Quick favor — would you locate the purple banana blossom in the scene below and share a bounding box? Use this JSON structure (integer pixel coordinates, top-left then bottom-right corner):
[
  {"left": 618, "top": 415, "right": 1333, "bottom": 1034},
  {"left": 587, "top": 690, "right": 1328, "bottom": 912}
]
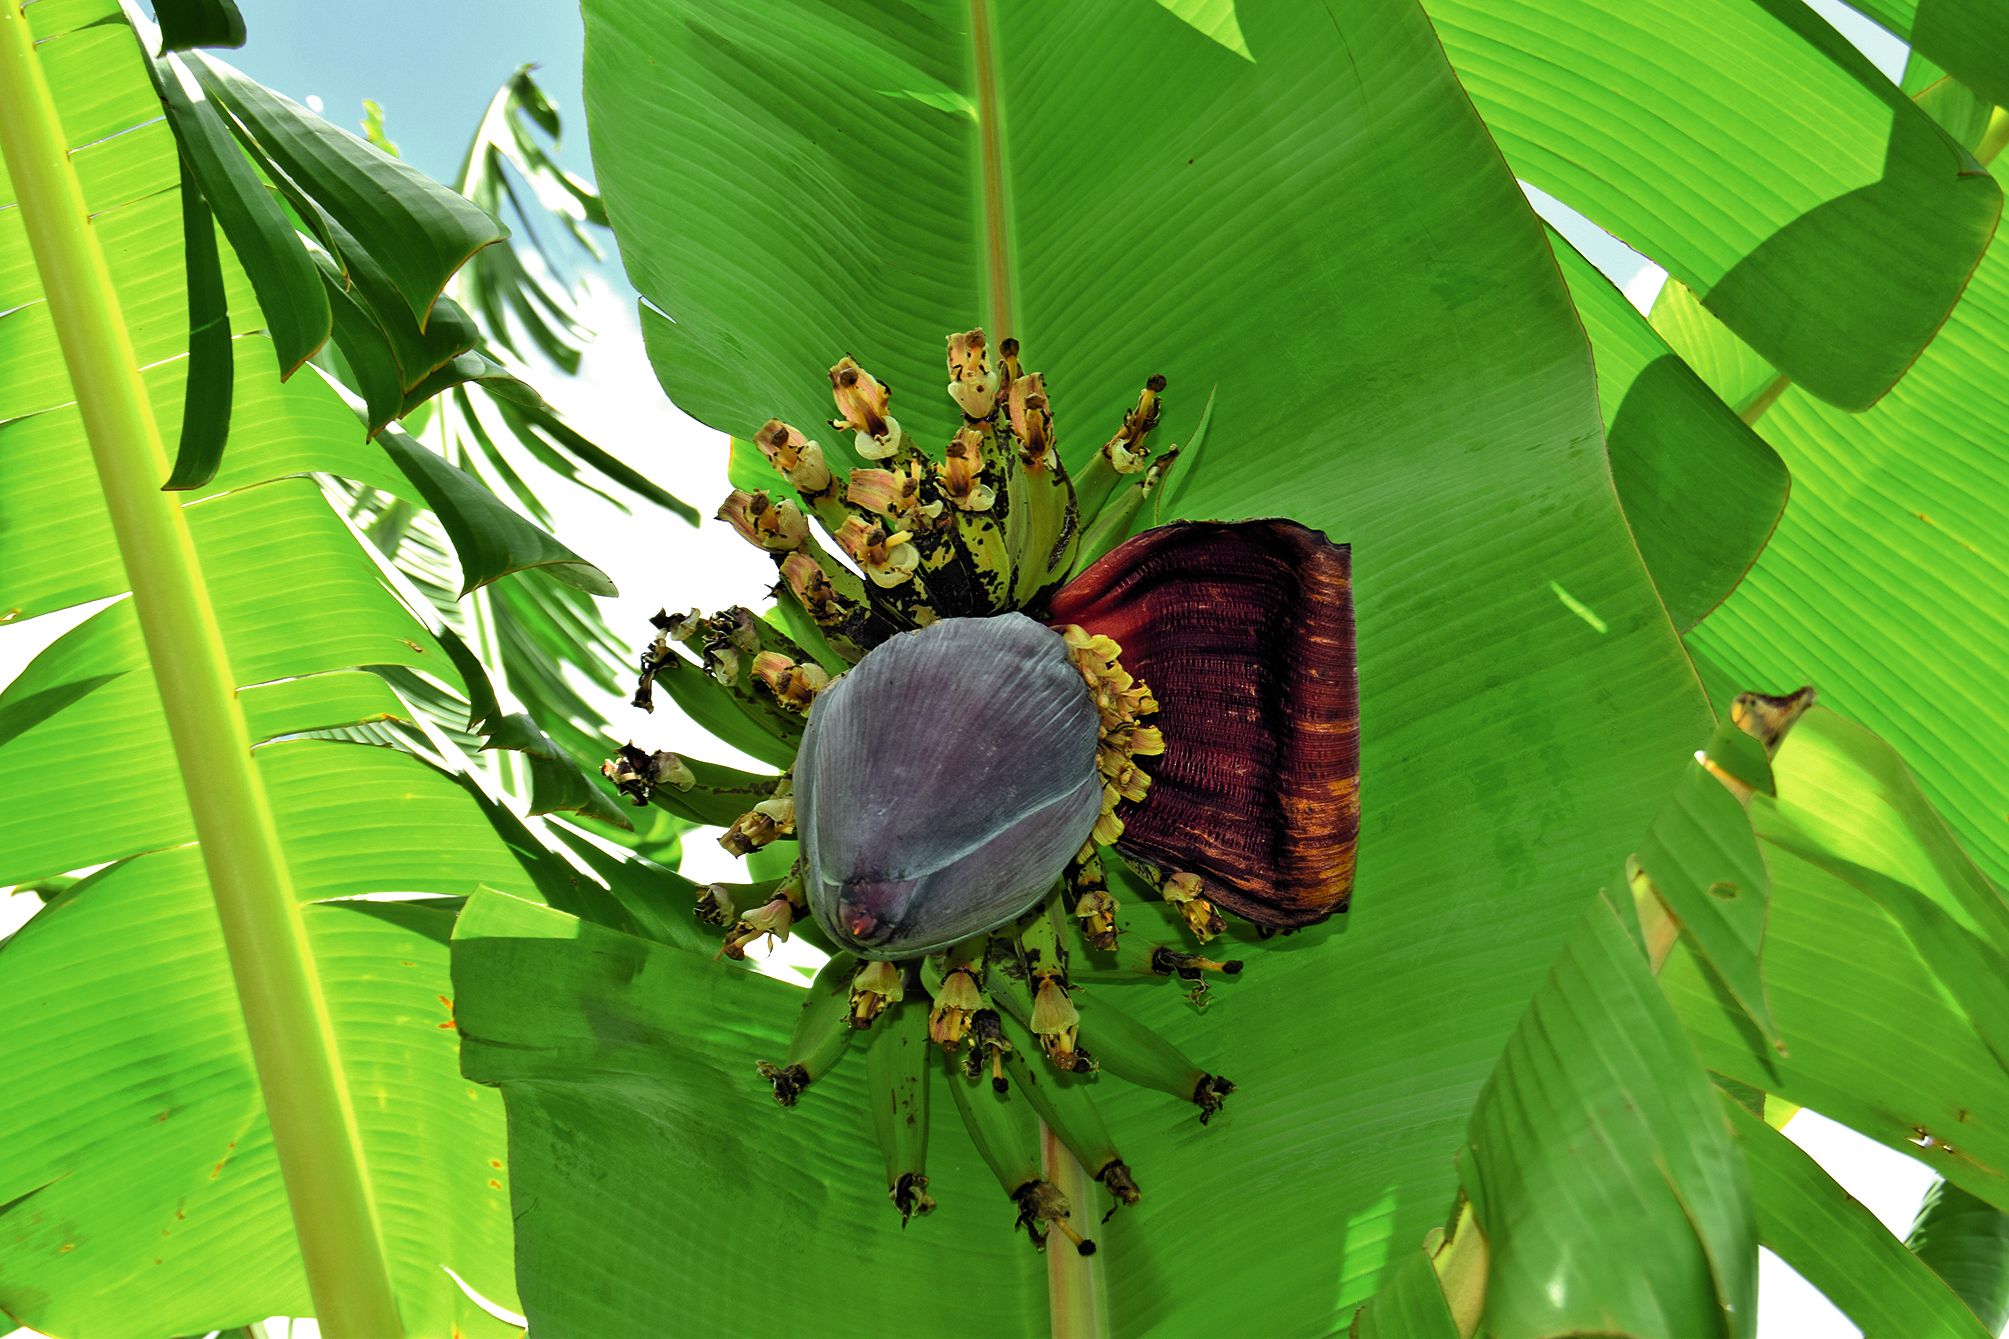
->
[{"left": 798, "top": 613, "right": 1103, "bottom": 957}]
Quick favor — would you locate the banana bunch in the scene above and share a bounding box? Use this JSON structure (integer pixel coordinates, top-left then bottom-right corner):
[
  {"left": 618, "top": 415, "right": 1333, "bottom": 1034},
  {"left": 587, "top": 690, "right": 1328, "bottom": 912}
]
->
[
  {"left": 604, "top": 325, "right": 1360, "bottom": 1249},
  {"left": 723, "top": 329, "right": 1175, "bottom": 640},
  {"left": 773, "top": 891, "right": 1236, "bottom": 1250}
]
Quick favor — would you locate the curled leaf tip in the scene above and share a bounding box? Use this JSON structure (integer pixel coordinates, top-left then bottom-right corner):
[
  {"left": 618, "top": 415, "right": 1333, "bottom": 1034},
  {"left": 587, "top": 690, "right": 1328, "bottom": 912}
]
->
[{"left": 1731, "top": 685, "right": 1816, "bottom": 754}]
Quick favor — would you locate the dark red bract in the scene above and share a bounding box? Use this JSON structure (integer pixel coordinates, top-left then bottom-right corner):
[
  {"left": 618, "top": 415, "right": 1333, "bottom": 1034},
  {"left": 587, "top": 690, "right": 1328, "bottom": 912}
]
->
[{"left": 1048, "top": 519, "right": 1358, "bottom": 927}]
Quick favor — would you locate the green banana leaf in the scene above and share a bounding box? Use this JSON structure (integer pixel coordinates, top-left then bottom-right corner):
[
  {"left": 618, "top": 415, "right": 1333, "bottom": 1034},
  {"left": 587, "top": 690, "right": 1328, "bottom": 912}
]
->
[
  {"left": 1675, "top": 208, "right": 2009, "bottom": 897},
  {"left": 1651, "top": 56, "right": 2009, "bottom": 893},
  {"left": 327, "top": 74, "right": 696, "bottom": 846},
  {"left": 1840, "top": 0, "right": 2009, "bottom": 108},
  {"left": 1727, "top": 1099, "right": 1992, "bottom": 1339},
  {"left": 0, "top": 3, "right": 628, "bottom": 1329},
  {"left": 1460, "top": 893, "right": 1754, "bottom": 1338},
  {"left": 1348, "top": 1245, "right": 1459, "bottom": 1339},
  {"left": 1664, "top": 708, "right": 2009, "bottom": 1214},
  {"left": 1422, "top": 0, "right": 2001, "bottom": 411},
  {"left": 1383, "top": 711, "right": 1783, "bottom": 1337},
  {"left": 0, "top": 850, "right": 518, "bottom": 1338},
  {"left": 483, "top": 0, "right": 1722, "bottom": 1331},
  {"left": 1907, "top": 1177, "right": 2009, "bottom": 1333},
  {"left": 1546, "top": 227, "right": 1787, "bottom": 633}
]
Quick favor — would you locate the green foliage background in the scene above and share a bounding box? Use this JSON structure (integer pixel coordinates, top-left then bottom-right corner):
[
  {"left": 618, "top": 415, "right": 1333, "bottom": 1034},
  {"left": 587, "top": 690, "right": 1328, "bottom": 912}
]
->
[{"left": 0, "top": 1, "right": 2006, "bottom": 1336}]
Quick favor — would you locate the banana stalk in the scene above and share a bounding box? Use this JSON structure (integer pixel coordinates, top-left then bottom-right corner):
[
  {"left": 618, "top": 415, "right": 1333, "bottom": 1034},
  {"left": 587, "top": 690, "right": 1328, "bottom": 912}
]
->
[
  {"left": 866, "top": 994, "right": 937, "bottom": 1224},
  {"left": 757, "top": 951, "right": 858, "bottom": 1105}
]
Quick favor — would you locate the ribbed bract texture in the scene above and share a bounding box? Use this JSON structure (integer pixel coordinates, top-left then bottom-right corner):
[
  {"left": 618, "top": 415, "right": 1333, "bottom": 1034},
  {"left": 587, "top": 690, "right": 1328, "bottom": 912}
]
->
[{"left": 798, "top": 613, "right": 1101, "bottom": 957}]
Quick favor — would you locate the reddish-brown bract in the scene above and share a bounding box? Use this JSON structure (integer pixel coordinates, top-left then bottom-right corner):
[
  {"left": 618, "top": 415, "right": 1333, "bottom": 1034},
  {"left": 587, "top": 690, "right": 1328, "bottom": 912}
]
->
[{"left": 1047, "top": 520, "right": 1358, "bottom": 927}]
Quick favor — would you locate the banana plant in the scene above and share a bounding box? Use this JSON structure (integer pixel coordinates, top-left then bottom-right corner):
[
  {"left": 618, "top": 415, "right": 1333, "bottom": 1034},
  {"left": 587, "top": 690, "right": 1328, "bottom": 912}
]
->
[
  {"left": 442, "top": 0, "right": 2009, "bottom": 1335},
  {"left": 7, "top": 0, "right": 2009, "bottom": 1336}
]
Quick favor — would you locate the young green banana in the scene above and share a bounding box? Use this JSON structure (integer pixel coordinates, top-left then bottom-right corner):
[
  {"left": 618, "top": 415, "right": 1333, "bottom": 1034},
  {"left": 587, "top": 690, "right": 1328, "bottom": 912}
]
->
[
  {"left": 1000, "top": 353, "right": 1080, "bottom": 604},
  {"left": 1066, "top": 846, "right": 1120, "bottom": 951},
  {"left": 1072, "top": 985, "right": 1235, "bottom": 1124},
  {"left": 936, "top": 425, "right": 1013, "bottom": 612},
  {"left": 943, "top": 1047, "right": 1095, "bottom": 1255},
  {"left": 1071, "top": 373, "right": 1166, "bottom": 522},
  {"left": 998, "top": 1013, "right": 1141, "bottom": 1212},
  {"left": 756, "top": 951, "right": 858, "bottom": 1105},
  {"left": 989, "top": 927, "right": 1094, "bottom": 1075},
  {"left": 865, "top": 994, "right": 936, "bottom": 1224},
  {"left": 1067, "top": 928, "right": 1243, "bottom": 1007}
]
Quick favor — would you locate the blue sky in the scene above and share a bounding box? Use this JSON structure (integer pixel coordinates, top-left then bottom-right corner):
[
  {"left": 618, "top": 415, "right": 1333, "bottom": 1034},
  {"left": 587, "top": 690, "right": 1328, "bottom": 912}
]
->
[{"left": 233, "top": 1, "right": 596, "bottom": 189}]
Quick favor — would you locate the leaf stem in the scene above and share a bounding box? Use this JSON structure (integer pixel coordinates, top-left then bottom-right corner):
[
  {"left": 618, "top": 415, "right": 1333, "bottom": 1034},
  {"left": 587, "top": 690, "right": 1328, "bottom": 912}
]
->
[
  {"left": 0, "top": 8, "right": 402, "bottom": 1335},
  {"left": 969, "top": 0, "right": 1014, "bottom": 337}
]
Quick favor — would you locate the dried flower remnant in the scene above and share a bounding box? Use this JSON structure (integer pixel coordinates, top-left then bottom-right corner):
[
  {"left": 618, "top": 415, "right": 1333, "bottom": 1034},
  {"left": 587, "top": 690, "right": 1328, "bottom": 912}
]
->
[
  {"left": 607, "top": 325, "right": 1355, "bottom": 1248},
  {"left": 717, "top": 489, "right": 809, "bottom": 552},
  {"left": 1157, "top": 870, "right": 1227, "bottom": 945},
  {"left": 938, "top": 428, "right": 997, "bottom": 512},
  {"left": 830, "top": 356, "right": 903, "bottom": 460},
  {"left": 720, "top": 792, "right": 794, "bottom": 856},
  {"left": 965, "top": 1007, "right": 1013, "bottom": 1094},
  {"left": 752, "top": 652, "right": 829, "bottom": 714},
  {"left": 721, "top": 895, "right": 796, "bottom": 961},
  {"left": 850, "top": 958, "right": 905, "bottom": 1028},
  {"left": 945, "top": 328, "right": 1000, "bottom": 419},
  {"left": 833, "top": 515, "right": 922, "bottom": 590},
  {"left": 755, "top": 418, "right": 836, "bottom": 497},
  {"left": 928, "top": 966, "right": 984, "bottom": 1050},
  {"left": 599, "top": 744, "right": 695, "bottom": 805},
  {"left": 1101, "top": 375, "right": 1165, "bottom": 475}
]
